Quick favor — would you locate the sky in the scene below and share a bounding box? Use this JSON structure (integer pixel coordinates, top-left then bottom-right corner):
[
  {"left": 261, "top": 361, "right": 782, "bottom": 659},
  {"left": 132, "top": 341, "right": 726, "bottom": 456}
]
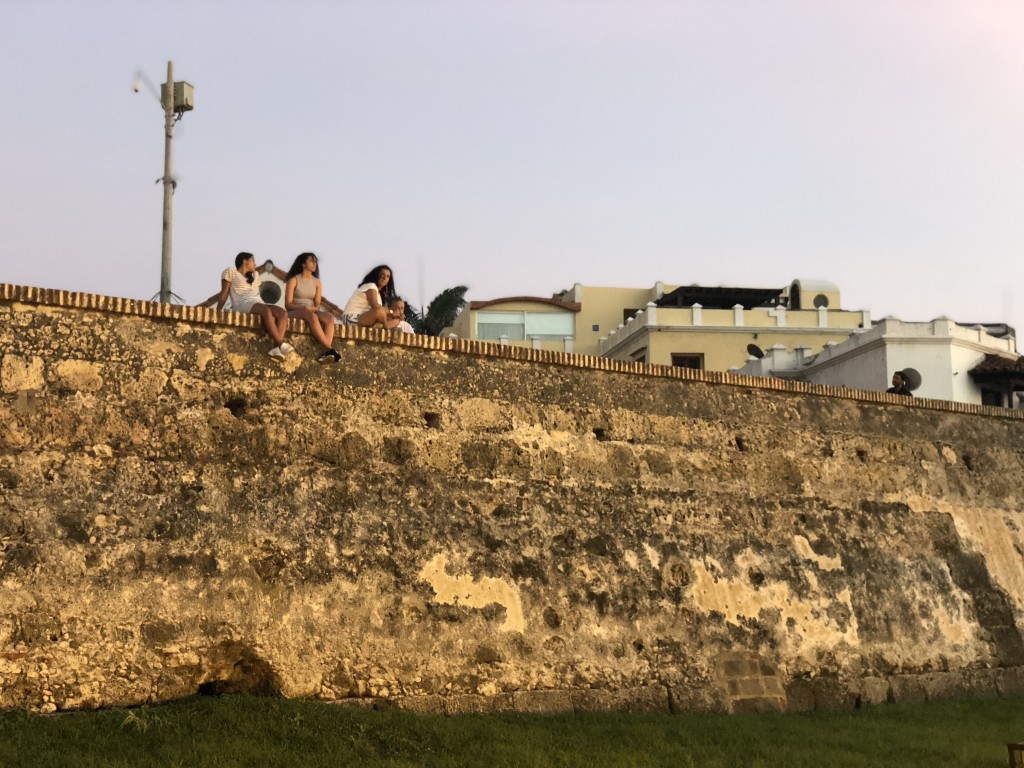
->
[{"left": 2, "top": 0, "right": 1022, "bottom": 335}]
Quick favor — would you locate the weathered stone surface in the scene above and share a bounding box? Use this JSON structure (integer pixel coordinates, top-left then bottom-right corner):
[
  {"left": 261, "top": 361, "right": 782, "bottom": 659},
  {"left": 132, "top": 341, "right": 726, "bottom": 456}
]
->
[
  {"left": 1, "top": 291, "right": 1024, "bottom": 714},
  {"left": 731, "top": 696, "right": 785, "bottom": 714},
  {"left": 570, "top": 686, "right": 670, "bottom": 713},
  {"left": 889, "top": 675, "right": 928, "bottom": 704},
  {"left": 997, "top": 667, "right": 1024, "bottom": 697},
  {"left": 396, "top": 694, "right": 447, "bottom": 714},
  {"left": 513, "top": 690, "right": 574, "bottom": 713},
  {"left": 783, "top": 679, "right": 815, "bottom": 713},
  {"left": 666, "top": 683, "right": 729, "bottom": 714},
  {"left": 858, "top": 676, "right": 891, "bottom": 705},
  {"left": 811, "top": 677, "right": 858, "bottom": 710}
]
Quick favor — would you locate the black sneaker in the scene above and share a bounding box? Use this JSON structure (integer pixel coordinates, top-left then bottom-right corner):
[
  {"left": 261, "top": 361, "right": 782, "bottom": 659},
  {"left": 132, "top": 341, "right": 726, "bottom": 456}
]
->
[
  {"left": 317, "top": 350, "right": 333, "bottom": 364},
  {"left": 329, "top": 349, "right": 341, "bottom": 363}
]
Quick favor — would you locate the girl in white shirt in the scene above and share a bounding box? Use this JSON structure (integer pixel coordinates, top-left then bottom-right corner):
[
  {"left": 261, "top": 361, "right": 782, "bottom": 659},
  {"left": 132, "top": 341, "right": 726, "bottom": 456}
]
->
[
  {"left": 342, "top": 264, "right": 403, "bottom": 329},
  {"left": 215, "top": 252, "right": 293, "bottom": 358}
]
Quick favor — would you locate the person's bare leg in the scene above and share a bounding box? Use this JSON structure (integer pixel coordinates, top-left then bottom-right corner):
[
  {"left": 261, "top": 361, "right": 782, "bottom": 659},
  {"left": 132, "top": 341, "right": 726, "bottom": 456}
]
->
[
  {"left": 251, "top": 305, "right": 285, "bottom": 346},
  {"left": 269, "top": 306, "right": 289, "bottom": 345},
  {"left": 298, "top": 308, "right": 331, "bottom": 348},
  {"left": 356, "top": 307, "right": 389, "bottom": 327},
  {"left": 320, "top": 313, "right": 336, "bottom": 347},
  {"left": 278, "top": 307, "right": 292, "bottom": 342}
]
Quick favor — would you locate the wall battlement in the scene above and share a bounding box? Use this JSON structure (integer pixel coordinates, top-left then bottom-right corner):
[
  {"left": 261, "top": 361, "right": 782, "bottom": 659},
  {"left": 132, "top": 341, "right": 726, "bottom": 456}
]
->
[{"left": 1, "top": 285, "right": 1023, "bottom": 714}]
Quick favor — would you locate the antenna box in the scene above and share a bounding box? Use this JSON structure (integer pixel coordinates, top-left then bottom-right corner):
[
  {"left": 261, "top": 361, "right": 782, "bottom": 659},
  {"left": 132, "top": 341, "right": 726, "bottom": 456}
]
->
[{"left": 161, "top": 81, "right": 194, "bottom": 112}]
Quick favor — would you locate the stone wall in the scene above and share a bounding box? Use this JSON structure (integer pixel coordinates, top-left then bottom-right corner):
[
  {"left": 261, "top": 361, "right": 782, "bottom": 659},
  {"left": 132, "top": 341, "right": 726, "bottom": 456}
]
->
[{"left": 1, "top": 285, "right": 1023, "bottom": 714}]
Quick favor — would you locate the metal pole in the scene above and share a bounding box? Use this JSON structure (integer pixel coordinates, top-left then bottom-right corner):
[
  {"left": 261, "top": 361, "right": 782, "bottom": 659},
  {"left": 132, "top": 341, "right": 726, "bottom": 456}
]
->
[{"left": 160, "top": 61, "right": 175, "bottom": 303}]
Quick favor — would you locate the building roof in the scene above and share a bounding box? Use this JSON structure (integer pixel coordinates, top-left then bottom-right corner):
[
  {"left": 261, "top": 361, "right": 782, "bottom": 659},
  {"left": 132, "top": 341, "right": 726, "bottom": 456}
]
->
[
  {"left": 956, "top": 322, "right": 1016, "bottom": 340},
  {"left": 969, "top": 354, "right": 1024, "bottom": 388},
  {"left": 469, "top": 296, "right": 581, "bottom": 312},
  {"left": 656, "top": 285, "right": 784, "bottom": 310}
]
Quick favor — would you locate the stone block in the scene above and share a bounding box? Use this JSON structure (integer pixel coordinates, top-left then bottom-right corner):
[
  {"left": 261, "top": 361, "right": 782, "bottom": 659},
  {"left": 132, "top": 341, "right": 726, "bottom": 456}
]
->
[
  {"left": 784, "top": 679, "right": 814, "bottom": 712},
  {"left": 997, "top": 667, "right": 1024, "bottom": 697},
  {"left": 812, "top": 677, "right": 857, "bottom": 710},
  {"left": 397, "top": 694, "right": 446, "bottom": 714},
  {"left": 991, "top": 627, "right": 1024, "bottom": 666},
  {"left": 667, "top": 685, "right": 729, "bottom": 714},
  {"left": 329, "top": 697, "right": 397, "bottom": 710},
  {"left": 889, "top": 675, "right": 926, "bottom": 704},
  {"left": 921, "top": 671, "right": 968, "bottom": 702},
  {"left": 444, "top": 693, "right": 515, "bottom": 715},
  {"left": 734, "top": 678, "right": 766, "bottom": 697},
  {"left": 570, "top": 686, "right": 670, "bottom": 714},
  {"left": 961, "top": 669, "right": 999, "bottom": 699},
  {"left": 731, "top": 696, "right": 784, "bottom": 714},
  {"left": 513, "top": 689, "right": 574, "bottom": 714},
  {"left": 858, "top": 676, "right": 890, "bottom": 705},
  {"left": 722, "top": 658, "right": 759, "bottom": 677}
]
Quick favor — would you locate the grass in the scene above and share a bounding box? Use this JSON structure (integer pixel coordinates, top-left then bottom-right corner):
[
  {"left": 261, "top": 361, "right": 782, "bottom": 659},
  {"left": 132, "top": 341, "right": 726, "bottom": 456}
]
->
[{"left": 0, "top": 695, "right": 1022, "bottom": 767}]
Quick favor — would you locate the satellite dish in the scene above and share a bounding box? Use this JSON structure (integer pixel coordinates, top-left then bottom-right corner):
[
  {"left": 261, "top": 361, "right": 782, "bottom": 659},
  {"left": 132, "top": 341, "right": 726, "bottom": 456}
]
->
[
  {"left": 746, "top": 343, "right": 765, "bottom": 359},
  {"left": 260, "top": 282, "right": 282, "bottom": 304},
  {"left": 902, "top": 367, "right": 922, "bottom": 391}
]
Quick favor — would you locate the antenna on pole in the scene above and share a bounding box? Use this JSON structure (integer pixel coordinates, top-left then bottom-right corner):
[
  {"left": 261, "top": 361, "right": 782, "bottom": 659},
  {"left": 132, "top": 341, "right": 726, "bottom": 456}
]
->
[{"left": 137, "top": 61, "right": 194, "bottom": 303}]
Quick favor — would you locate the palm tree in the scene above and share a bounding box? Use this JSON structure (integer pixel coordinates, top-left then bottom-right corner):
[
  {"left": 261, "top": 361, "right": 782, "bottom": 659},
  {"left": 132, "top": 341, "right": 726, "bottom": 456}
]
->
[{"left": 407, "top": 286, "right": 468, "bottom": 336}]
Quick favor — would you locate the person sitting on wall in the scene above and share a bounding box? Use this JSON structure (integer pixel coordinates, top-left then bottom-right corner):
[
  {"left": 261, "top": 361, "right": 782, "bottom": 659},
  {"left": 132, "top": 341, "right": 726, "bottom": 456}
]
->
[
  {"left": 886, "top": 371, "right": 913, "bottom": 397},
  {"left": 216, "top": 252, "right": 293, "bottom": 359},
  {"left": 284, "top": 252, "right": 340, "bottom": 364},
  {"left": 387, "top": 295, "right": 415, "bottom": 333},
  {"left": 341, "top": 265, "right": 402, "bottom": 329}
]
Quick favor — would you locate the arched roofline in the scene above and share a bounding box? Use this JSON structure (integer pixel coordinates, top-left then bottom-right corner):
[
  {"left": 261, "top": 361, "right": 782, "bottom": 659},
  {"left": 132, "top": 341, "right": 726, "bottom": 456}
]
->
[{"left": 470, "top": 296, "right": 581, "bottom": 312}]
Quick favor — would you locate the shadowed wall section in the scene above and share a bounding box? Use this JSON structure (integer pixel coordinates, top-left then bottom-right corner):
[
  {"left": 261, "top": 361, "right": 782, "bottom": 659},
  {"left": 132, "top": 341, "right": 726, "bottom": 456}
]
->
[{"left": 0, "top": 286, "right": 1022, "bottom": 714}]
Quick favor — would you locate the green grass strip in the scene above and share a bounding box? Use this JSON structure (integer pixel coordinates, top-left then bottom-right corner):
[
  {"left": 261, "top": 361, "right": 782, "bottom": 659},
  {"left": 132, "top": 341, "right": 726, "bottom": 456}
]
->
[{"left": 1, "top": 695, "right": 1022, "bottom": 767}]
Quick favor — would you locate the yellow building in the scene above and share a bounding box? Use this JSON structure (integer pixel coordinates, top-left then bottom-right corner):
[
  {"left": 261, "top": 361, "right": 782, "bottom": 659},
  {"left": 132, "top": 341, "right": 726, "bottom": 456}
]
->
[{"left": 450, "top": 279, "right": 871, "bottom": 371}]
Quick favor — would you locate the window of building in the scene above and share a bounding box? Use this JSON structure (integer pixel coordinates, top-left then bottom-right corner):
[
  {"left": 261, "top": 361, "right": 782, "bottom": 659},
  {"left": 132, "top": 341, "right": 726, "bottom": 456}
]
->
[
  {"left": 476, "top": 310, "right": 574, "bottom": 341},
  {"left": 629, "top": 347, "right": 648, "bottom": 364},
  {"left": 981, "top": 389, "right": 1005, "bottom": 407},
  {"left": 671, "top": 353, "right": 704, "bottom": 370},
  {"left": 476, "top": 311, "right": 524, "bottom": 340}
]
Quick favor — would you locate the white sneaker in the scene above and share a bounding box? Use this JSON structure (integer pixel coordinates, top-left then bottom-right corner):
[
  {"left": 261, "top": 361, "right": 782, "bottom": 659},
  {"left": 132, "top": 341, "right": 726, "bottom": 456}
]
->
[
  {"left": 279, "top": 342, "right": 294, "bottom": 355},
  {"left": 268, "top": 346, "right": 284, "bottom": 359}
]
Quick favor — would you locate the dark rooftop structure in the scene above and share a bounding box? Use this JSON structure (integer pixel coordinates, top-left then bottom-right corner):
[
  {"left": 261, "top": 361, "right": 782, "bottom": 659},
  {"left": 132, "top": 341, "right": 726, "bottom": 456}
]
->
[
  {"left": 970, "top": 354, "right": 1024, "bottom": 408},
  {"left": 655, "top": 285, "right": 785, "bottom": 310}
]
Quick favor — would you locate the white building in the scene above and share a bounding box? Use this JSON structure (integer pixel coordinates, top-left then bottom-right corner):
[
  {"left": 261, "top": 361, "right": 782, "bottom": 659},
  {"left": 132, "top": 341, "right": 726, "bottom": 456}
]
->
[{"left": 735, "top": 317, "right": 1021, "bottom": 408}]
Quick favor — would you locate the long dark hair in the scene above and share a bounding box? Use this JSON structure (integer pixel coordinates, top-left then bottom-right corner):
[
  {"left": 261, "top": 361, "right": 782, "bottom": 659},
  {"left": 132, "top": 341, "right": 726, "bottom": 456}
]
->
[
  {"left": 286, "top": 252, "right": 319, "bottom": 279},
  {"left": 360, "top": 264, "right": 395, "bottom": 302}
]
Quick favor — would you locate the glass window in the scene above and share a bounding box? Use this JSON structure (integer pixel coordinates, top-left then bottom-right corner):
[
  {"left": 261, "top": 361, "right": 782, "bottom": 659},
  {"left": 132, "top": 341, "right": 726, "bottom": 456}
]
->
[
  {"left": 476, "top": 310, "right": 574, "bottom": 340},
  {"left": 671, "top": 353, "right": 704, "bottom": 370},
  {"left": 525, "top": 312, "right": 574, "bottom": 339},
  {"left": 477, "top": 311, "right": 524, "bottom": 340}
]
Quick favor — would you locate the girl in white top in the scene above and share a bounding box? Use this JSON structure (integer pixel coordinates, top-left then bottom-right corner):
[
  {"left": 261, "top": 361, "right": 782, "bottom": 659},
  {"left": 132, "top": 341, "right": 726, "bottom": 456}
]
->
[
  {"left": 284, "top": 252, "right": 339, "bottom": 363},
  {"left": 342, "top": 264, "right": 403, "bottom": 329},
  {"left": 216, "top": 252, "right": 293, "bottom": 358}
]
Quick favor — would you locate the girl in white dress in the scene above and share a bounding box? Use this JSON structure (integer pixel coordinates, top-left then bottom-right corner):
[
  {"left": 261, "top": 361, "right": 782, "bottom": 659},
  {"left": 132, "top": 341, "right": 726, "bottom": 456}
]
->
[{"left": 341, "top": 264, "right": 402, "bottom": 329}]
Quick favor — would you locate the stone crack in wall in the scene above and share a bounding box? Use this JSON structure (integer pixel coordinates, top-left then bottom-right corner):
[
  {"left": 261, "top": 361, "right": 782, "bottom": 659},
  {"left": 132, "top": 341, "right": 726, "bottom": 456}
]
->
[{"left": 1, "top": 288, "right": 1023, "bottom": 714}]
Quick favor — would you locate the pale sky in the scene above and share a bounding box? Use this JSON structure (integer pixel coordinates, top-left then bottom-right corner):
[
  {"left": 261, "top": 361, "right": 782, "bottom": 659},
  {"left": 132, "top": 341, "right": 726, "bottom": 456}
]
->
[{"left": 2, "top": 0, "right": 1022, "bottom": 336}]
